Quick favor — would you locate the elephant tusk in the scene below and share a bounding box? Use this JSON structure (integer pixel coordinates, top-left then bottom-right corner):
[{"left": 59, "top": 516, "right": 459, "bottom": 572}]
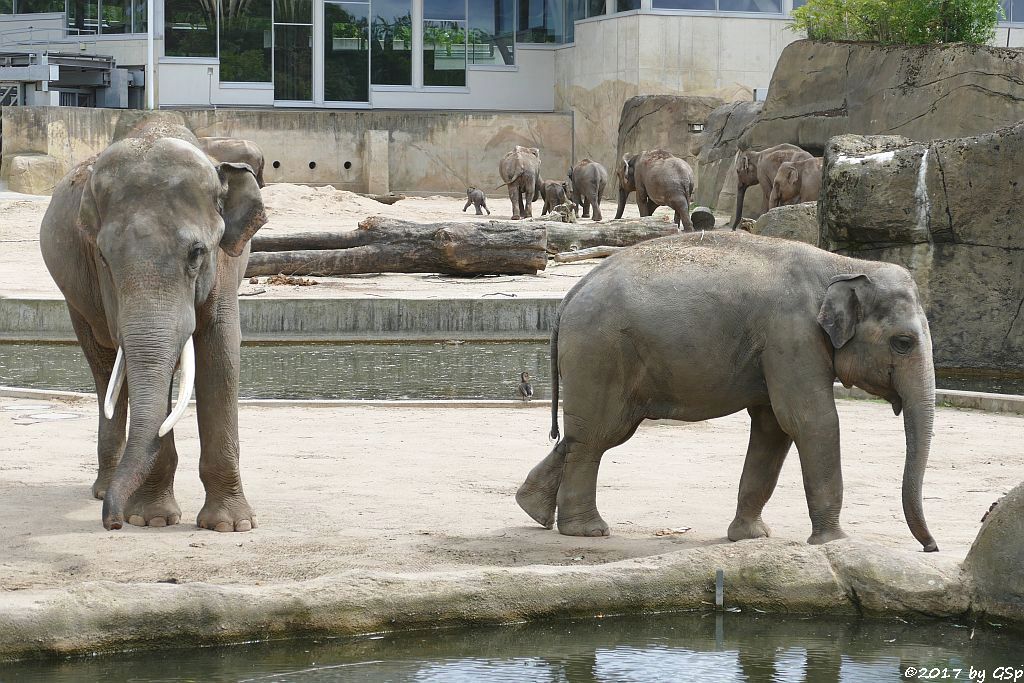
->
[
  {"left": 158, "top": 336, "right": 195, "bottom": 438},
  {"left": 103, "top": 346, "right": 126, "bottom": 420}
]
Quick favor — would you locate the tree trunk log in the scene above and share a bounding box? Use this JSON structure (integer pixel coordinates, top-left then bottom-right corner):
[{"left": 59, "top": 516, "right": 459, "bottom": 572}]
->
[
  {"left": 553, "top": 246, "right": 624, "bottom": 263},
  {"left": 544, "top": 217, "right": 679, "bottom": 253},
  {"left": 245, "top": 216, "right": 547, "bottom": 277}
]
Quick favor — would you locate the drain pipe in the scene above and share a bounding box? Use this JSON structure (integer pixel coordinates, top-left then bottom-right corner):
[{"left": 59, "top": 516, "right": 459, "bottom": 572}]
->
[{"left": 146, "top": 0, "right": 155, "bottom": 109}]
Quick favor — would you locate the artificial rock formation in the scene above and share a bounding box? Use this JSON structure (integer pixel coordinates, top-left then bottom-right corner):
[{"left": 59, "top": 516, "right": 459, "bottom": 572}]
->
[
  {"left": 693, "top": 101, "right": 763, "bottom": 212},
  {"left": 751, "top": 202, "right": 818, "bottom": 246},
  {"left": 0, "top": 154, "right": 63, "bottom": 195},
  {"left": 819, "top": 127, "right": 1024, "bottom": 371},
  {"left": 963, "top": 482, "right": 1024, "bottom": 623}
]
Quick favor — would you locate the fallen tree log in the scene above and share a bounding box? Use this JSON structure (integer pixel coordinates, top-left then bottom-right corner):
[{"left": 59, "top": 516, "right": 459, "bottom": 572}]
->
[
  {"left": 252, "top": 217, "right": 678, "bottom": 254},
  {"left": 553, "top": 246, "right": 624, "bottom": 263},
  {"left": 245, "top": 216, "right": 547, "bottom": 277}
]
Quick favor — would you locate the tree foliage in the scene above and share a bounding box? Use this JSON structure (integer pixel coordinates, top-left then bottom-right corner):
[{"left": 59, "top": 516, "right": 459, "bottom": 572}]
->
[{"left": 790, "top": 0, "right": 1003, "bottom": 45}]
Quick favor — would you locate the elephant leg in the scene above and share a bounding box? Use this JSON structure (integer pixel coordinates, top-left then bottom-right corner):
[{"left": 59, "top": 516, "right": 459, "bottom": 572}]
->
[
  {"left": 68, "top": 307, "right": 126, "bottom": 500},
  {"left": 194, "top": 310, "right": 256, "bottom": 532},
  {"left": 508, "top": 185, "right": 521, "bottom": 220},
  {"left": 463, "top": 199, "right": 471, "bottom": 212},
  {"left": 636, "top": 188, "right": 651, "bottom": 218},
  {"left": 523, "top": 184, "right": 534, "bottom": 218},
  {"left": 728, "top": 405, "right": 793, "bottom": 541},
  {"left": 674, "top": 197, "right": 694, "bottom": 232},
  {"left": 582, "top": 196, "right": 591, "bottom": 218},
  {"left": 591, "top": 193, "right": 602, "bottom": 221},
  {"left": 124, "top": 391, "right": 182, "bottom": 527},
  {"left": 484, "top": 200, "right": 490, "bottom": 215},
  {"left": 516, "top": 439, "right": 567, "bottom": 529}
]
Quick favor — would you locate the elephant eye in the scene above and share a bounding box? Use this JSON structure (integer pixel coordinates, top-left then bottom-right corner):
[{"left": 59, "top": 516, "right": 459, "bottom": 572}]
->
[
  {"left": 187, "top": 243, "right": 207, "bottom": 268},
  {"left": 890, "top": 335, "right": 914, "bottom": 354}
]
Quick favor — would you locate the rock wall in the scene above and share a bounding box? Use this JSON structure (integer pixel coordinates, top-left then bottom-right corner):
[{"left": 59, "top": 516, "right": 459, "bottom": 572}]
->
[
  {"left": 693, "top": 100, "right": 763, "bottom": 211},
  {"left": 964, "top": 482, "right": 1024, "bottom": 623},
  {"left": 819, "top": 129, "right": 1024, "bottom": 372}
]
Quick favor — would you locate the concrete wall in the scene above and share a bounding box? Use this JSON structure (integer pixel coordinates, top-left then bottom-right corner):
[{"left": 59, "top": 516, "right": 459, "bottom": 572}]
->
[
  {"left": 554, "top": 11, "right": 801, "bottom": 181},
  {"left": 0, "top": 106, "right": 573, "bottom": 193}
]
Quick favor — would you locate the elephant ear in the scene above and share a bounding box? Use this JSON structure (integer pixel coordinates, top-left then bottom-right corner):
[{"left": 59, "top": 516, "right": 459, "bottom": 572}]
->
[
  {"left": 817, "top": 274, "right": 871, "bottom": 348},
  {"left": 76, "top": 165, "right": 102, "bottom": 244},
  {"left": 218, "top": 162, "right": 267, "bottom": 257}
]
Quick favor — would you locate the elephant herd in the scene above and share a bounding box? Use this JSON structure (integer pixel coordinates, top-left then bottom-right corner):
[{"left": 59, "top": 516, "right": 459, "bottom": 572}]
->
[
  {"left": 730, "top": 143, "right": 823, "bottom": 230},
  {"left": 40, "top": 124, "right": 938, "bottom": 557}
]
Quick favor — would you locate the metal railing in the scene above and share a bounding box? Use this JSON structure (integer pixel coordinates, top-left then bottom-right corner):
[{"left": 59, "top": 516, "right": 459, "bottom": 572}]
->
[{"left": 0, "top": 25, "right": 72, "bottom": 48}]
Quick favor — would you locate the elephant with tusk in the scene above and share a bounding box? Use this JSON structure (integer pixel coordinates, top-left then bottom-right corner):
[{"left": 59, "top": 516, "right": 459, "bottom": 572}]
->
[{"left": 40, "top": 123, "right": 267, "bottom": 532}]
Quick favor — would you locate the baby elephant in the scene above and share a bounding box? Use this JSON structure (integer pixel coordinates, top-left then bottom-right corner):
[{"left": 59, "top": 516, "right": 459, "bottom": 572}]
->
[
  {"left": 540, "top": 179, "right": 571, "bottom": 216},
  {"left": 463, "top": 187, "right": 491, "bottom": 215},
  {"left": 768, "top": 157, "right": 823, "bottom": 209}
]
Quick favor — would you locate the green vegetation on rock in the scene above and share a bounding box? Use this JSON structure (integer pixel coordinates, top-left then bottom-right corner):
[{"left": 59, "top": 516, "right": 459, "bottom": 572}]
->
[{"left": 791, "top": 0, "right": 1002, "bottom": 45}]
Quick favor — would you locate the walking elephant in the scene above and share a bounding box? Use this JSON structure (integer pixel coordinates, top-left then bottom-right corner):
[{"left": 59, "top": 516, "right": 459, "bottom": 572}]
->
[
  {"left": 730, "top": 143, "right": 812, "bottom": 229},
  {"left": 567, "top": 159, "right": 608, "bottom": 221},
  {"left": 768, "top": 156, "right": 823, "bottom": 209},
  {"left": 497, "top": 146, "right": 541, "bottom": 220},
  {"left": 40, "top": 123, "right": 267, "bottom": 532},
  {"left": 516, "top": 232, "right": 939, "bottom": 553},
  {"left": 616, "top": 150, "right": 696, "bottom": 230},
  {"left": 539, "top": 179, "right": 570, "bottom": 216},
  {"left": 197, "top": 136, "right": 267, "bottom": 188}
]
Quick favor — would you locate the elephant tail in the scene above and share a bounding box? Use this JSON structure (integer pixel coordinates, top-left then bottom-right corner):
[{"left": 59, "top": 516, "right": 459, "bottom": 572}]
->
[
  {"left": 495, "top": 169, "right": 523, "bottom": 190},
  {"left": 549, "top": 309, "right": 561, "bottom": 442}
]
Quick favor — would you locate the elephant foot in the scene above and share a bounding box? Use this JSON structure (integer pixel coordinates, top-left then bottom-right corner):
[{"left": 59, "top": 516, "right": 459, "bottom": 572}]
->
[
  {"left": 727, "top": 516, "right": 772, "bottom": 541},
  {"left": 124, "top": 490, "right": 182, "bottom": 528},
  {"left": 516, "top": 479, "right": 558, "bottom": 529},
  {"left": 807, "top": 527, "right": 848, "bottom": 545},
  {"left": 557, "top": 508, "right": 610, "bottom": 537},
  {"left": 198, "top": 494, "right": 256, "bottom": 532}
]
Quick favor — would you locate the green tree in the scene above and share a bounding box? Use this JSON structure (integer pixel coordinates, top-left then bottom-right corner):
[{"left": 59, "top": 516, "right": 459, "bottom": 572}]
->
[{"left": 791, "top": 0, "right": 1003, "bottom": 45}]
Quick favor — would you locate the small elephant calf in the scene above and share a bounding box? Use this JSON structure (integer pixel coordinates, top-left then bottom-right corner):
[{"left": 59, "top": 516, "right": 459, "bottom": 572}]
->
[
  {"left": 540, "top": 179, "right": 572, "bottom": 217},
  {"left": 463, "top": 187, "right": 491, "bottom": 215}
]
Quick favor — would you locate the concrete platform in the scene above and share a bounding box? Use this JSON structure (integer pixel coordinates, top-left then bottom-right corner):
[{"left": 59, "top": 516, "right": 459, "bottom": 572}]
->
[{"left": 0, "top": 394, "right": 1021, "bottom": 658}]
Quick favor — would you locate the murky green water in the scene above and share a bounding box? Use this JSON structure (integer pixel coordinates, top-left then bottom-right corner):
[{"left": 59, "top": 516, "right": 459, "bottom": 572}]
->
[
  {"left": 2, "top": 612, "right": 1021, "bottom": 682},
  {"left": 0, "top": 342, "right": 1021, "bottom": 400}
]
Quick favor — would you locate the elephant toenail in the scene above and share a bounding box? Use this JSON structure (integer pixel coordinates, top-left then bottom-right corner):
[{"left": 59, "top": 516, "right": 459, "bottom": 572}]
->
[
  {"left": 236, "top": 520, "right": 252, "bottom": 532},
  {"left": 128, "top": 515, "right": 145, "bottom": 526},
  {"left": 214, "top": 521, "right": 233, "bottom": 532},
  {"left": 149, "top": 517, "right": 166, "bottom": 527}
]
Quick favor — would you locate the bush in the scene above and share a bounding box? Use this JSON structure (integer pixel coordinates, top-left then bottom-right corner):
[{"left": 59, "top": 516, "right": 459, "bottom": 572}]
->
[{"left": 790, "top": 0, "right": 1003, "bottom": 45}]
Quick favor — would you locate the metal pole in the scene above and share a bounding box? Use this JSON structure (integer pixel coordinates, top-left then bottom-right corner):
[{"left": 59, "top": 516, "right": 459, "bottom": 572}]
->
[{"left": 146, "top": 0, "right": 155, "bottom": 108}]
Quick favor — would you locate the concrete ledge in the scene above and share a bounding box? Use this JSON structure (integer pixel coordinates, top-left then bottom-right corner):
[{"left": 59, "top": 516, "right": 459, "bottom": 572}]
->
[
  {"left": 0, "top": 538, "right": 968, "bottom": 662},
  {"left": 0, "top": 297, "right": 559, "bottom": 342}
]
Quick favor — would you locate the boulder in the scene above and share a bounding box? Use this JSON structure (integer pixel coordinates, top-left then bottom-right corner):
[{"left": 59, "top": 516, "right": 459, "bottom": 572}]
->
[
  {"left": 740, "top": 40, "right": 1024, "bottom": 153},
  {"left": 693, "top": 100, "right": 763, "bottom": 212},
  {"left": 819, "top": 127, "right": 1024, "bottom": 371},
  {"left": 615, "top": 95, "right": 724, "bottom": 196},
  {"left": 0, "top": 153, "right": 63, "bottom": 195},
  {"left": 963, "top": 482, "right": 1024, "bottom": 622},
  {"left": 751, "top": 202, "right": 818, "bottom": 246}
]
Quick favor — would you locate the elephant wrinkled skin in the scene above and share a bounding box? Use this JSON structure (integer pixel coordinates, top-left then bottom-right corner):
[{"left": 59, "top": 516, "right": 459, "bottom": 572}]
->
[
  {"left": 498, "top": 146, "right": 541, "bottom": 220},
  {"left": 567, "top": 159, "right": 608, "bottom": 221},
  {"left": 40, "top": 125, "right": 267, "bottom": 532},
  {"left": 731, "top": 143, "right": 812, "bottom": 229},
  {"left": 516, "top": 232, "right": 939, "bottom": 553}
]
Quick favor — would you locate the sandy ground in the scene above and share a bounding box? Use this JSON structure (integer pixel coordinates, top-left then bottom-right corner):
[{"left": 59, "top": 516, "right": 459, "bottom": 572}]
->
[
  {"left": 1, "top": 394, "right": 1021, "bottom": 592},
  {"left": 0, "top": 185, "right": 663, "bottom": 300}
]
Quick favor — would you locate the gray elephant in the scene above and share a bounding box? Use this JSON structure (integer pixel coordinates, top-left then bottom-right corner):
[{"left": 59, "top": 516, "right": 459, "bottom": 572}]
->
[
  {"left": 497, "top": 145, "right": 541, "bottom": 220},
  {"left": 567, "top": 159, "right": 608, "bottom": 221},
  {"left": 516, "top": 232, "right": 938, "bottom": 554},
  {"left": 539, "top": 179, "right": 571, "bottom": 216},
  {"left": 730, "top": 143, "right": 812, "bottom": 229},
  {"left": 40, "top": 123, "right": 267, "bottom": 532},
  {"left": 197, "top": 136, "right": 267, "bottom": 188},
  {"left": 616, "top": 150, "right": 696, "bottom": 230},
  {"left": 463, "top": 186, "right": 490, "bottom": 215},
  {"left": 768, "top": 157, "right": 823, "bottom": 209}
]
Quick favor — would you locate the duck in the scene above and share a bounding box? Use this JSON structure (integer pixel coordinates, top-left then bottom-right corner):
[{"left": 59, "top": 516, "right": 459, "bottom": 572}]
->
[{"left": 518, "top": 372, "right": 534, "bottom": 401}]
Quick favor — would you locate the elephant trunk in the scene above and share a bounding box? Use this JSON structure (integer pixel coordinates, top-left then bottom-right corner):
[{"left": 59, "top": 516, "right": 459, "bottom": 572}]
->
[
  {"left": 896, "top": 348, "right": 939, "bottom": 552},
  {"left": 730, "top": 177, "right": 749, "bottom": 230},
  {"left": 101, "top": 321, "right": 194, "bottom": 530},
  {"left": 614, "top": 186, "right": 628, "bottom": 220}
]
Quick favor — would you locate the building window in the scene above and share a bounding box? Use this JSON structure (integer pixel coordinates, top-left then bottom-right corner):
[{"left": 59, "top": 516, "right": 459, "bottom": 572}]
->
[
  {"left": 100, "top": 0, "right": 133, "bottom": 33},
  {"left": 324, "top": 0, "right": 370, "bottom": 101},
  {"left": 273, "top": 0, "right": 313, "bottom": 99},
  {"left": 792, "top": 0, "right": 806, "bottom": 7},
  {"left": 371, "top": 0, "right": 412, "bottom": 84},
  {"left": 219, "top": 0, "right": 272, "bottom": 82},
  {"left": 1003, "top": 0, "right": 1023, "bottom": 22},
  {"left": 468, "top": 0, "right": 514, "bottom": 65},
  {"left": 12, "top": 0, "right": 64, "bottom": 12},
  {"left": 66, "top": 0, "right": 97, "bottom": 33},
  {"left": 165, "top": 0, "right": 216, "bottom": 56},
  {"left": 565, "top": 0, "right": 603, "bottom": 43},
  {"left": 0, "top": 0, "right": 12, "bottom": 12},
  {"left": 615, "top": 0, "right": 638, "bottom": 10},
  {"left": 423, "top": 0, "right": 466, "bottom": 86},
  {"left": 517, "top": 0, "right": 566, "bottom": 42},
  {"left": 652, "top": 0, "right": 780, "bottom": 10}
]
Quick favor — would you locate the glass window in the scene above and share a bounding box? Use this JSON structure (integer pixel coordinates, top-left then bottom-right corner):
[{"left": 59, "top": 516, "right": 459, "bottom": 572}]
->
[
  {"left": 468, "top": 0, "right": 514, "bottom": 66},
  {"left": 371, "top": 0, "right": 412, "bottom": 85},
  {"left": 15, "top": 0, "right": 64, "bottom": 12},
  {"left": 273, "top": 24, "right": 312, "bottom": 99},
  {"left": 651, "top": 0, "right": 712, "bottom": 8},
  {"left": 0, "top": 0, "right": 12, "bottom": 12},
  {"left": 219, "top": 0, "right": 272, "bottom": 82},
  {"left": 615, "top": 0, "right": 637, "bottom": 10},
  {"left": 517, "top": 0, "right": 566, "bottom": 43},
  {"left": 165, "top": 0, "right": 216, "bottom": 56},
  {"left": 1003, "top": 0, "right": 1024, "bottom": 21},
  {"left": 718, "top": 0, "right": 780, "bottom": 11},
  {"left": 792, "top": 0, "right": 806, "bottom": 7},
  {"left": 324, "top": 1, "right": 369, "bottom": 101},
  {"left": 133, "top": 0, "right": 147, "bottom": 31},
  {"left": 274, "top": 0, "right": 311, "bottom": 22},
  {"left": 99, "top": 0, "right": 131, "bottom": 34},
  {"left": 423, "top": 0, "right": 466, "bottom": 86}
]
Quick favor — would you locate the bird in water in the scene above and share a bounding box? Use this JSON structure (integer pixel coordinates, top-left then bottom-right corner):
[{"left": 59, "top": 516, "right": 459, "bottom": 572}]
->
[{"left": 518, "top": 371, "right": 534, "bottom": 401}]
